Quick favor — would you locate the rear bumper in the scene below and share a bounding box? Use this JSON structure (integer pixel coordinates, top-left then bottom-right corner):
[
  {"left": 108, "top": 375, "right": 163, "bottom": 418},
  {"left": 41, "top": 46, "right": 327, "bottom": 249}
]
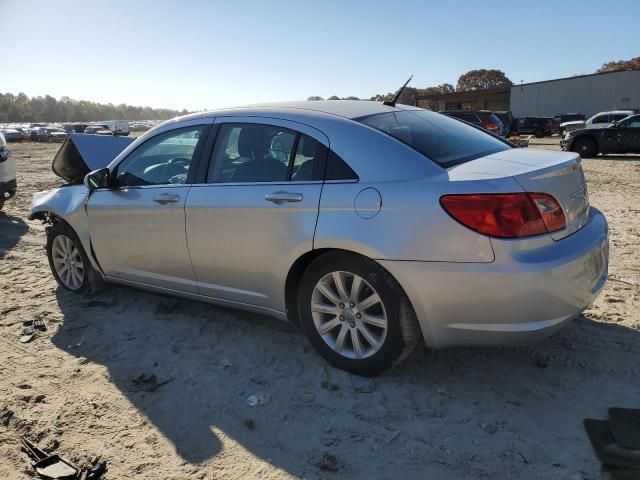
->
[{"left": 379, "top": 208, "right": 609, "bottom": 348}]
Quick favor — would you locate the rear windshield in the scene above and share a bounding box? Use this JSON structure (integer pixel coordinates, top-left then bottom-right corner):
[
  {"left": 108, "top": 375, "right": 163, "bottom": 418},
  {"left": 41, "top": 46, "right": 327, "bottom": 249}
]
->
[{"left": 358, "top": 110, "right": 510, "bottom": 168}]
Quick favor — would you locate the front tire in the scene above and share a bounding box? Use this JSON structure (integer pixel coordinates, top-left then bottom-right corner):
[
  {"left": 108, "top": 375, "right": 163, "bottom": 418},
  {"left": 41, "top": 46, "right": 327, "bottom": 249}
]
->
[
  {"left": 572, "top": 137, "right": 598, "bottom": 158},
  {"left": 46, "top": 221, "right": 100, "bottom": 293},
  {"left": 534, "top": 127, "right": 544, "bottom": 138},
  {"left": 298, "top": 252, "right": 420, "bottom": 376}
]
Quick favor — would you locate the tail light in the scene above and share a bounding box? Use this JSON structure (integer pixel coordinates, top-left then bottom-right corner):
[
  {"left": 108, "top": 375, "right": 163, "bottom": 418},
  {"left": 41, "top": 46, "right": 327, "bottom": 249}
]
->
[
  {"left": 440, "top": 193, "right": 566, "bottom": 238},
  {"left": 485, "top": 122, "right": 499, "bottom": 131}
]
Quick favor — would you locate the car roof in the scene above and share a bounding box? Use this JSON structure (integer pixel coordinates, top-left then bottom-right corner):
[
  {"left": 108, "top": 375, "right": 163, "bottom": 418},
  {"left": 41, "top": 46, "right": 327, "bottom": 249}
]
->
[
  {"left": 595, "top": 110, "right": 635, "bottom": 115},
  {"left": 170, "top": 100, "right": 419, "bottom": 123}
]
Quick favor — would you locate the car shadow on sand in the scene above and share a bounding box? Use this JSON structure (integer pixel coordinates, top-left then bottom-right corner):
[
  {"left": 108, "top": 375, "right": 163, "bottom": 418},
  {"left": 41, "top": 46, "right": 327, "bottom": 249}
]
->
[
  {"left": 51, "top": 285, "right": 640, "bottom": 478},
  {"left": 0, "top": 212, "right": 28, "bottom": 259}
]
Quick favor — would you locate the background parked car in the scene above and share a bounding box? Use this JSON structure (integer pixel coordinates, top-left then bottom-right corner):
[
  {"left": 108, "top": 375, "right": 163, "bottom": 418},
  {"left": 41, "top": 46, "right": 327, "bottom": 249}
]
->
[
  {"left": 516, "top": 117, "right": 555, "bottom": 137},
  {"left": 63, "top": 123, "right": 89, "bottom": 134},
  {"left": 441, "top": 110, "right": 504, "bottom": 136},
  {"left": 84, "top": 126, "right": 113, "bottom": 136},
  {"left": 560, "top": 110, "right": 635, "bottom": 135},
  {"left": 0, "top": 132, "right": 17, "bottom": 211},
  {"left": 494, "top": 111, "right": 516, "bottom": 136},
  {"left": 562, "top": 113, "right": 640, "bottom": 157},
  {"left": 37, "top": 127, "right": 68, "bottom": 142},
  {"left": 0, "top": 128, "right": 23, "bottom": 142},
  {"left": 104, "top": 120, "right": 130, "bottom": 136},
  {"left": 553, "top": 113, "right": 585, "bottom": 124}
]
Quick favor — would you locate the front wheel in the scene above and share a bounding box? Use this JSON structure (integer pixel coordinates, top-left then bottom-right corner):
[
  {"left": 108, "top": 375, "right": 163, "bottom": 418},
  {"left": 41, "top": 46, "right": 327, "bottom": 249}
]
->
[
  {"left": 298, "top": 252, "right": 420, "bottom": 376},
  {"left": 46, "top": 221, "right": 102, "bottom": 293},
  {"left": 572, "top": 137, "right": 598, "bottom": 158}
]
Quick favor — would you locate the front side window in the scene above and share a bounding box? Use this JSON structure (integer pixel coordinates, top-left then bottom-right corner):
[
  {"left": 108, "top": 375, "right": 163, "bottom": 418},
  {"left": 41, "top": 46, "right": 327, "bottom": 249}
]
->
[
  {"left": 358, "top": 110, "right": 510, "bottom": 168},
  {"left": 207, "top": 124, "right": 328, "bottom": 183},
  {"left": 115, "top": 126, "right": 204, "bottom": 187},
  {"left": 621, "top": 116, "right": 640, "bottom": 128},
  {"left": 592, "top": 115, "right": 610, "bottom": 124}
]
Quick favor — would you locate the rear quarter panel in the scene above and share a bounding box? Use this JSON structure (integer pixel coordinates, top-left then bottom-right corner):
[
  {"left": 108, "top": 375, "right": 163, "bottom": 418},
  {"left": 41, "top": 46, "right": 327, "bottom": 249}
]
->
[{"left": 315, "top": 175, "right": 526, "bottom": 263}]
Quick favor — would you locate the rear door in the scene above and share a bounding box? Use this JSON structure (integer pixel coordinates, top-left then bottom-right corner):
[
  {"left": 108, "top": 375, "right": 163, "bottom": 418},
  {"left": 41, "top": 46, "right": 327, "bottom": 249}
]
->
[
  {"left": 185, "top": 118, "right": 328, "bottom": 311},
  {"left": 87, "top": 122, "right": 210, "bottom": 292}
]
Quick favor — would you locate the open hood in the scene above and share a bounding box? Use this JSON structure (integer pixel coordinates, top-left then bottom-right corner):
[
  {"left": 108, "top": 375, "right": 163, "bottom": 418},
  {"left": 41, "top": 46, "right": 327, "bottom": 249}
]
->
[{"left": 52, "top": 133, "right": 135, "bottom": 183}]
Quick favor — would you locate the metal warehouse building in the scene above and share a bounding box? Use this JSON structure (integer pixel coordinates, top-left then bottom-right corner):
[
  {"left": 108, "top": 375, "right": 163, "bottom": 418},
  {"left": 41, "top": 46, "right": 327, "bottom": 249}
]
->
[{"left": 510, "top": 70, "right": 640, "bottom": 118}]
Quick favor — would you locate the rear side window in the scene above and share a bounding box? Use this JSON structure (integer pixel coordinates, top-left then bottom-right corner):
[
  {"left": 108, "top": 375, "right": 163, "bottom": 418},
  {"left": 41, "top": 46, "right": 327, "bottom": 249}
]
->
[
  {"left": 611, "top": 114, "right": 628, "bottom": 122},
  {"left": 207, "top": 124, "right": 294, "bottom": 183},
  {"left": 207, "top": 123, "right": 331, "bottom": 183},
  {"left": 358, "top": 110, "right": 510, "bottom": 168},
  {"left": 290, "top": 134, "right": 326, "bottom": 181},
  {"left": 325, "top": 151, "right": 358, "bottom": 180}
]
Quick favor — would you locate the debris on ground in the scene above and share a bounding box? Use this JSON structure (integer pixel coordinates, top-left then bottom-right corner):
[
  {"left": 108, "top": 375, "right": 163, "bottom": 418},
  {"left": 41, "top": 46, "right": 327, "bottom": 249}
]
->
[
  {"left": 83, "top": 458, "right": 108, "bottom": 480},
  {"left": 1, "top": 408, "right": 14, "bottom": 426},
  {"left": 131, "top": 373, "right": 174, "bottom": 392},
  {"left": 246, "top": 393, "right": 271, "bottom": 407},
  {"left": 20, "top": 437, "right": 79, "bottom": 479},
  {"left": 350, "top": 375, "right": 374, "bottom": 393},
  {"left": 243, "top": 419, "right": 255, "bottom": 430},
  {"left": 320, "top": 380, "right": 340, "bottom": 391},
  {"left": 314, "top": 452, "right": 341, "bottom": 472},
  {"left": 433, "top": 384, "right": 450, "bottom": 397}
]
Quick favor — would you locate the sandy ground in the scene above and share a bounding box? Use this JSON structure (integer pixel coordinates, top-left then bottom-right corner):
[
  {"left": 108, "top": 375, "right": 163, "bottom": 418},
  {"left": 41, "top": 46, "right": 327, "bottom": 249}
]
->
[{"left": 0, "top": 137, "right": 639, "bottom": 480}]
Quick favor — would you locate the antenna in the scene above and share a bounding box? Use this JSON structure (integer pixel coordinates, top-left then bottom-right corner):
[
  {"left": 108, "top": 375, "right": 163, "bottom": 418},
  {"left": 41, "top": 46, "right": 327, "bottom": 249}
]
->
[{"left": 383, "top": 75, "right": 413, "bottom": 107}]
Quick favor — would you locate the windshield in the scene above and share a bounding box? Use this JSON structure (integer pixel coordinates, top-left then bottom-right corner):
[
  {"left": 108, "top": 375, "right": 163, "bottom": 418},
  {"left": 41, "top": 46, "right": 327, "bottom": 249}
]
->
[{"left": 358, "top": 110, "right": 510, "bottom": 168}]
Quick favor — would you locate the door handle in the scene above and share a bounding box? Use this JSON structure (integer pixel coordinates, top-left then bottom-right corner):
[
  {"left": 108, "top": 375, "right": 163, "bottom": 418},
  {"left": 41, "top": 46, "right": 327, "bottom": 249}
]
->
[
  {"left": 264, "top": 191, "right": 303, "bottom": 203},
  {"left": 153, "top": 193, "right": 180, "bottom": 205}
]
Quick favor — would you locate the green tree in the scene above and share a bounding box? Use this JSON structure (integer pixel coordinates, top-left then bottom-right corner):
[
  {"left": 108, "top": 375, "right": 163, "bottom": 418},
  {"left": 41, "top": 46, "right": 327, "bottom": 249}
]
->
[
  {"left": 456, "top": 69, "right": 512, "bottom": 91},
  {"left": 0, "top": 92, "right": 189, "bottom": 122},
  {"left": 306, "top": 96, "right": 324, "bottom": 101}
]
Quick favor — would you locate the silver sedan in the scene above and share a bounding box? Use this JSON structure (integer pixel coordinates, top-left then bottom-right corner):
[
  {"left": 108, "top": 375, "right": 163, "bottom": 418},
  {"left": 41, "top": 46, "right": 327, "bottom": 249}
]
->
[{"left": 31, "top": 101, "right": 609, "bottom": 376}]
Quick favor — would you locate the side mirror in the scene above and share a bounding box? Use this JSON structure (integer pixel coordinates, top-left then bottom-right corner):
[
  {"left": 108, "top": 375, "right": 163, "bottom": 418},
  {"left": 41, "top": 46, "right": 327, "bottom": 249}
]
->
[{"left": 84, "top": 168, "right": 112, "bottom": 190}]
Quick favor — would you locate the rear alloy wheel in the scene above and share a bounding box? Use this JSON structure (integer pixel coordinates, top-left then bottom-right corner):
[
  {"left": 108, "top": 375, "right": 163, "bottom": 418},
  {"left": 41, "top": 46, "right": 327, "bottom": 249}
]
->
[
  {"left": 311, "top": 271, "right": 388, "bottom": 360},
  {"left": 572, "top": 137, "right": 598, "bottom": 158},
  {"left": 298, "top": 252, "right": 420, "bottom": 376}
]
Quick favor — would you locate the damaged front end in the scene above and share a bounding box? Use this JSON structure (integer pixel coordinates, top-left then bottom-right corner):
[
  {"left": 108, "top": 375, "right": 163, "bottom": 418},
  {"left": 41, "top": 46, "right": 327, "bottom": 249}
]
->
[{"left": 30, "top": 134, "right": 136, "bottom": 270}]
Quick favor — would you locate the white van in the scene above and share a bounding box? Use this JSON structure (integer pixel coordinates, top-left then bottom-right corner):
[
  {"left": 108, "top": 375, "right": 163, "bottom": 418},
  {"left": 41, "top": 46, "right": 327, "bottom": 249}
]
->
[
  {"left": 104, "top": 120, "right": 130, "bottom": 136},
  {"left": 0, "top": 132, "right": 17, "bottom": 211}
]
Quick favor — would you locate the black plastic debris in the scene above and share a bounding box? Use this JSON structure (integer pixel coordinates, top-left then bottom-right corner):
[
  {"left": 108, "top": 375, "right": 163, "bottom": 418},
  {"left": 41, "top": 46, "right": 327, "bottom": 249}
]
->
[
  {"left": 20, "top": 437, "right": 79, "bottom": 479},
  {"left": 84, "top": 459, "right": 108, "bottom": 480},
  {"left": 609, "top": 408, "right": 640, "bottom": 450},
  {"left": 584, "top": 408, "right": 640, "bottom": 478}
]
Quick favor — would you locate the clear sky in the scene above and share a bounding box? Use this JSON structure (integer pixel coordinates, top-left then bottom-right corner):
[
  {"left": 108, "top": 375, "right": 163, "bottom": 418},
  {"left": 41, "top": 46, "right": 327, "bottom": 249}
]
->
[{"left": 3, "top": 0, "right": 639, "bottom": 111}]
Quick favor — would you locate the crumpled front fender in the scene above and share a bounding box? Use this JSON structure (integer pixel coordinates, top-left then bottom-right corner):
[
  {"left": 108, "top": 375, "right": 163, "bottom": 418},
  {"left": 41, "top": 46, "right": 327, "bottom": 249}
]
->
[{"left": 30, "top": 186, "right": 101, "bottom": 273}]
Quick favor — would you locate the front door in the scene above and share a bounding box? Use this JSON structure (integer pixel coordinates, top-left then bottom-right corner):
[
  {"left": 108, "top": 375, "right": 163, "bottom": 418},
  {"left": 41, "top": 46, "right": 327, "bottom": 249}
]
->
[
  {"left": 185, "top": 119, "right": 328, "bottom": 311},
  {"left": 87, "top": 123, "right": 209, "bottom": 292},
  {"left": 619, "top": 116, "right": 640, "bottom": 153}
]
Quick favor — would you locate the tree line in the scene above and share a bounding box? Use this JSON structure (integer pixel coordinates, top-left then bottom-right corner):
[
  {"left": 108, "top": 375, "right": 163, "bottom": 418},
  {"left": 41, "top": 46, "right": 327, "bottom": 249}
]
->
[
  {"left": 308, "top": 56, "right": 640, "bottom": 106},
  {"left": 0, "top": 92, "right": 189, "bottom": 123},
  {"left": 308, "top": 69, "right": 513, "bottom": 107}
]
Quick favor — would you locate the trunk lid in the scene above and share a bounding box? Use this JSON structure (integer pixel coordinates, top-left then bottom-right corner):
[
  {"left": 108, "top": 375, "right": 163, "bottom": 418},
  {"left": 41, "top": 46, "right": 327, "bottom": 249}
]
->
[
  {"left": 52, "top": 133, "right": 135, "bottom": 184},
  {"left": 447, "top": 148, "right": 589, "bottom": 240}
]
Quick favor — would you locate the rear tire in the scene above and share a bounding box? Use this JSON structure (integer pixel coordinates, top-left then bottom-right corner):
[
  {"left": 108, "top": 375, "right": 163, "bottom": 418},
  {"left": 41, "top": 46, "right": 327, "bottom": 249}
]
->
[
  {"left": 534, "top": 127, "right": 544, "bottom": 138},
  {"left": 297, "top": 251, "right": 420, "bottom": 376},
  {"left": 46, "top": 221, "right": 103, "bottom": 294},
  {"left": 572, "top": 137, "right": 598, "bottom": 158}
]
